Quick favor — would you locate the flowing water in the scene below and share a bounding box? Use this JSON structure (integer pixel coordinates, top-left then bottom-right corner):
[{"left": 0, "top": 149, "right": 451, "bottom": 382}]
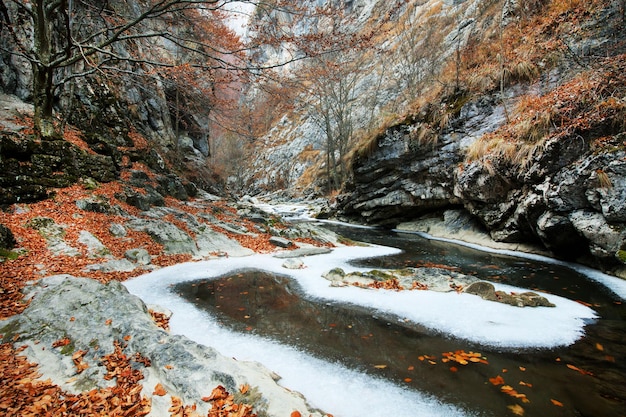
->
[{"left": 173, "top": 223, "right": 626, "bottom": 417}]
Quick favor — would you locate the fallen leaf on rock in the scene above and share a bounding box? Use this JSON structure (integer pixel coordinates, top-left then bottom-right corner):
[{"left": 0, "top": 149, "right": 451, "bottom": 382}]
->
[
  {"left": 291, "top": 411, "right": 302, "bottom": 417},
  {"left": 72, "top": 349, "right": 89, "bottom": 374},
  {"left": 154, "top": 383, "right": 167, "bottom": 396},
  {"left": 52, "top": 337, "right": 71, "bottom": 348}
]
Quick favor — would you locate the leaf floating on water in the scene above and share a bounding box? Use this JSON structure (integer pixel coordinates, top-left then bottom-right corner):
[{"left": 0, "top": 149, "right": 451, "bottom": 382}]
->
[
  {"left": 566, "top": 363, "right": 593, "bottom": 376},
  {"left": 489, "top": 375, "right": 505, "bottom": 386},
  {"left": 501, "top": 385, "right": 530, "bottom": 403},
  {"left": 551, "top": 399, "right": 564, "bottom": 407},
  {"left": 508, "top": 404, "right": 525, "bottom": 415},
  {"left": 374, "top": 364, "right": 387, "bottom": 369},
  {"left": 449, "top": 366, "right": 458, "bottom": 372},
  {"left": 519, "top": 366, "right": 526, "bottom": 371},
  {"left": 519, "top": 381, "right": 533, "bottom": 388},
  {"left": 441, "top": 350, "right": 487, "bottom": 366},
  {"left": 404, "top": 378, "right": 412, "bottom": 382},
  {"left": 595, "top": 343, "right": 604, "bottom": 351}
]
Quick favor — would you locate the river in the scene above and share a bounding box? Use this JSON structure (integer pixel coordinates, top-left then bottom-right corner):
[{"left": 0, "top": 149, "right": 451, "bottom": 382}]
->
[{"left": 126, "top": 220, "right": 626, "bottom": 417}]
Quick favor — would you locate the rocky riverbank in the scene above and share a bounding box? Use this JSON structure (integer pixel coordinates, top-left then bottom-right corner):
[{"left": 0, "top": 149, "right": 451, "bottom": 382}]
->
[
  {"left": 1, "top": 275, "right": 327, "bottom": 417},
  {"left": 0, "top": 141, "right": 341, "bottom": 416}
]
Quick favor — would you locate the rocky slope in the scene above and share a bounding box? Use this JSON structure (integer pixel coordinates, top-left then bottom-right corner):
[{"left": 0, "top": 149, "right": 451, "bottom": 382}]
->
[{"left": 0, "top": 120, "right": 341, "bottom": 416}]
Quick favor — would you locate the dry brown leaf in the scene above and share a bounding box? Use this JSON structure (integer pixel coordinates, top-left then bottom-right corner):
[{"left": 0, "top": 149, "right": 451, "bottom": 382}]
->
[
  {"left": 154, "top": 383, "right": 167, "bottom": 396},
  {"left": 551, "top": 399, "right": 564, "bottom": 407}
]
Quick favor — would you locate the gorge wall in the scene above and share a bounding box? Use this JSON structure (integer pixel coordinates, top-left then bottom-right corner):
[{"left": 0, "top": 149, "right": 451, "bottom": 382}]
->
[{"left": 336, "top": 91, "right": 626, "bottom": 277}]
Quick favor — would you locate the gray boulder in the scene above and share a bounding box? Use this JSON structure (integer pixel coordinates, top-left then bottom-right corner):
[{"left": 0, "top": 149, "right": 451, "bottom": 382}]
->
[
  {"left": 127, "top": 219, "right": 198, "bottom": 255},
  {"left": 125, "top": 248, "right": 152, "bottom": 265},
  {"left": 465, "top": 281, "right": 555, "bottom": 308}
]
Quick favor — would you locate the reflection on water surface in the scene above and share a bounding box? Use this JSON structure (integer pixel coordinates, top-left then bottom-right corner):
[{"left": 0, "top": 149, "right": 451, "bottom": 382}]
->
[{"left": 175, "top": 224, "right": 626, "bottom": 417}]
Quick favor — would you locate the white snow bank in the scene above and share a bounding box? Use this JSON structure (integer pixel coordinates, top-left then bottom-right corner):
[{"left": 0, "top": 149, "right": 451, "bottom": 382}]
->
[{"left": 125, "top": 243, "right": 596, "bottom": 417}]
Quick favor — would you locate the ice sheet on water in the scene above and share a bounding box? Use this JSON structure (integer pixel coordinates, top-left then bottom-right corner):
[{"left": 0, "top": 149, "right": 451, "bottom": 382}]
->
[{"left": 125, "top": 243, "right": 597, "bottom": 417}]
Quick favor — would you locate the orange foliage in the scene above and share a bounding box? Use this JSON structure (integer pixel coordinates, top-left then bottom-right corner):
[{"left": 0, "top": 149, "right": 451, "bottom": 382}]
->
[
  {"left": 368, "top": 278, "right": 403, "bottom": 291},
  {"left": 0, "top": 341, "right": 151, "bottom": 417},
  {"left": 441, "top": 350, "right": 489, "bottom": 366},
  {"left": 199, "top": 385, "right": 256, "bottom": 417}
]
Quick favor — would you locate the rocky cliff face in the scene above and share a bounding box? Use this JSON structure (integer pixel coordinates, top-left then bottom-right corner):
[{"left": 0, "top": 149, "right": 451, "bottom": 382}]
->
[
  {"left": 337, "top": 33, "right": 626, "bottom": 279},
  {"left": 338, "top": 94, "right": 626, "bottom": 275}
]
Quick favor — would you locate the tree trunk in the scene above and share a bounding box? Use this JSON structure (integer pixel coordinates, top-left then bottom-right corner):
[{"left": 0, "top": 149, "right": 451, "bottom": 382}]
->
[
  {"left": 32, "top": 0, "right": 59, "bottom": 139},
  {"left": 32, "top": 62, "right": 57, "bottom": 139}
]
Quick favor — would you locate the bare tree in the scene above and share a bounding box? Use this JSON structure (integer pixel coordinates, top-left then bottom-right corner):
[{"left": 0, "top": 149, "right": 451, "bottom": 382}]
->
[
  {"left": 302, "top": 53, "right": 362, "bottom": 191},
  {"left": 0, "top": 0, "right": 339, "bottom": 139}
]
